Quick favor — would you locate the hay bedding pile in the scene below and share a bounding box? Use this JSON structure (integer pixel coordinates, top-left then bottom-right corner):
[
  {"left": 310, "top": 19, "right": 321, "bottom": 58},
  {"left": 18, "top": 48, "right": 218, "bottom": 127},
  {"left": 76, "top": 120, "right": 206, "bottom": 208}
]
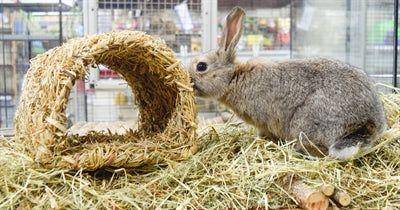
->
[
  {"left": 0, "top": 30, "right": 400, "bottom": 208},
  {"left": 1, "top": 97, "right": 400, "bottom": 208}
]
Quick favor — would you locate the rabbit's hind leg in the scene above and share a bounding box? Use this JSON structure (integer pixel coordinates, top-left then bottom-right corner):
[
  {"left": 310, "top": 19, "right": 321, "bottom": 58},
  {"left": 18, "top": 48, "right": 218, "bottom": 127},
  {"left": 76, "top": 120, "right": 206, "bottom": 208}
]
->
[{"left": 328, "top": 125, "right": 375, "bottom": 160}]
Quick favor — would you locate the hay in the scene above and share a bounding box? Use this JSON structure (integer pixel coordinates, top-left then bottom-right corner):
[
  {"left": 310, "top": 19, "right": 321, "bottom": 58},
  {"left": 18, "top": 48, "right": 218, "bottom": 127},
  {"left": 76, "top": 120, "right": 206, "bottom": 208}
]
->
[
  {"left": 13, "top": 30, "right": 198, "bottom": 170},
  {"left": 1, "top": 88, "right": 400, "bottom": 208}
]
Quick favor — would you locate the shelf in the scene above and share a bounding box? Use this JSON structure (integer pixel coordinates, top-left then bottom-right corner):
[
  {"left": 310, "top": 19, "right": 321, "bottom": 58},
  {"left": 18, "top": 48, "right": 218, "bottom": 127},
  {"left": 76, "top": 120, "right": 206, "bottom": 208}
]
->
[
  {"left": 94, "top": 79, "right": 130, "bottom": 91},
  {"left": 0, "top": 34, "right": 60, "bottom": 41},
  {"left": 368, "top": 74, "right": 400, "bottom": 78},
  {"left": 0, "top": 2, "right": 70, "bottom": 12},
  {"left": 366, "top": 45, "right": 400, "bottom": 51}
]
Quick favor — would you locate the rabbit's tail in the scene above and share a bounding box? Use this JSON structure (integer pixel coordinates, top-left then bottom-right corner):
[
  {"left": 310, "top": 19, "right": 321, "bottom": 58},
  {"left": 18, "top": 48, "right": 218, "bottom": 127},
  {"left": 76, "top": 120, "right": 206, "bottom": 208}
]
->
[{"left": 328, "top": 120, "right": 383, "bottom": 160}]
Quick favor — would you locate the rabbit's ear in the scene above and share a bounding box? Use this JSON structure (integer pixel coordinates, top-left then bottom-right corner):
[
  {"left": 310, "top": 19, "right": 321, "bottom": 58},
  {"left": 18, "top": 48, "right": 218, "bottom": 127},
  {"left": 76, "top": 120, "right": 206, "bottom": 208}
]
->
[{"left": 219, "top": 7, "right": 245, "bottom": 61}]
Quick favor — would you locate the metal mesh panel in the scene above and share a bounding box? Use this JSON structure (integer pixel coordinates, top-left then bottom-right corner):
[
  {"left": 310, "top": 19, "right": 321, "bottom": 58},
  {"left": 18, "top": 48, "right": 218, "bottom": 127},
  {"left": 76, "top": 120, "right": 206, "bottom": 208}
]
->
[
  {"left": 87, "top": 0, "right": 202, "bottom": 123},
  {"left": 291, "top": 0, "right": 397, "bottom": 91},
  {"left": 97, "top": 0, "right": 201, "bottom": 52},
  {"left": 0, "top": 3, "right": 82, "bottom": 128},
  {"left": 291, "top": 0, "right": 348, "bottom": 60},
  {"left": 365, "top": 0, "right": 395, "bottom": 86}
]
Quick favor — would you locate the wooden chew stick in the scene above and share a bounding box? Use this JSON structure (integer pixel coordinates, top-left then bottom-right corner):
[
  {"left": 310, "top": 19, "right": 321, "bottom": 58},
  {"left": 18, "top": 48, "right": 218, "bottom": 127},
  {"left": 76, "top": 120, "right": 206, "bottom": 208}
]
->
[
  {"left": 320, "top": 184, "right": 335, "bottom": 197},
  {"left": 281, "top": 175, "right": 329, "bottom": 210},
  {"left": 332, "top": 190, "right": 351, "bottom": 207}
]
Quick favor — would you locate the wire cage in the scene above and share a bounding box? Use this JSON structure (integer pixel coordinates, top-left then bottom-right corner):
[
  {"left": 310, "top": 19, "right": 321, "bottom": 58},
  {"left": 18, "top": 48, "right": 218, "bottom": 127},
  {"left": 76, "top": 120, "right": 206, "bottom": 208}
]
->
[
  {"left": 1, "top": 0, "right": 400, "bottom": 129},
  {"left": 97, "top": 0, "right": 202, "bottom": 52},
  {"left": 79, "top": 0, "right": 204, "bottom": 125},
  {"left": 291, "top": 0, "right": 399, "bottom": 91},
  {"left": 365, "top": 0, "right": 397, "bottom": 86},
  {"left": 0, "top": 2, "right": 81, "bottom": 128}
]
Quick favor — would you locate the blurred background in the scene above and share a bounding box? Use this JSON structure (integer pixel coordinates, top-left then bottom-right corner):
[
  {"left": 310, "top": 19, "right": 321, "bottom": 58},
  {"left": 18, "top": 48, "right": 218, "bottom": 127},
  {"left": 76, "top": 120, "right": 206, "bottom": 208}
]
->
[{"left": 0, "top": 0, "right": 399, "bottom": 128}]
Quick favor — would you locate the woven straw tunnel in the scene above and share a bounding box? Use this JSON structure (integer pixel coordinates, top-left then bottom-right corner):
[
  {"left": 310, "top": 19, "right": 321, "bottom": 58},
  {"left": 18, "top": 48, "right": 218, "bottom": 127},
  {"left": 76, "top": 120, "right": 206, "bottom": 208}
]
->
[{"left": 14, "top": 31, "right": 198, "bottom": 171}]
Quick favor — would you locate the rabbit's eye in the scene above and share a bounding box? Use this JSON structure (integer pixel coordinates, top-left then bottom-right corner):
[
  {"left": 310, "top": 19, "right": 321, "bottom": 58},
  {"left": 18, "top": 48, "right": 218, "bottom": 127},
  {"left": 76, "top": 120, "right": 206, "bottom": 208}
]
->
[{"left": 196, "top": 62, "right": 208, "bottom": 72}]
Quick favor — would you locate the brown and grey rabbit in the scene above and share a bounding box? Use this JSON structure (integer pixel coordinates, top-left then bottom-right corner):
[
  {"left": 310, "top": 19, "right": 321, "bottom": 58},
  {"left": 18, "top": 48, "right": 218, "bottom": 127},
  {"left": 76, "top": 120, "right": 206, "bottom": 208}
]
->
[{"left": 188, "top": 7, "right": 387, "bottom": 160}]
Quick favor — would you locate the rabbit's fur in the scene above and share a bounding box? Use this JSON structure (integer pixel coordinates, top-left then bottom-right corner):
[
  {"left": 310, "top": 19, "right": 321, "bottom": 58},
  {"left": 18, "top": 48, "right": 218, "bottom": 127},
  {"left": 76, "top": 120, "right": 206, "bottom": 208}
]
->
[{"left": 188, "top": 7, "right": 387, "bottom": 160}]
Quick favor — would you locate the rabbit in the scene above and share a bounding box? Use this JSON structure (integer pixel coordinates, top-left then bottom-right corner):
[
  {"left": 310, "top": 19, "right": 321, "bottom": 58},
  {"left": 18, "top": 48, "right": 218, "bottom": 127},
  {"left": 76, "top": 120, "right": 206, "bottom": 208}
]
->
[{"left": 187, "top": 7, "right": 387, "bottom": 160}]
